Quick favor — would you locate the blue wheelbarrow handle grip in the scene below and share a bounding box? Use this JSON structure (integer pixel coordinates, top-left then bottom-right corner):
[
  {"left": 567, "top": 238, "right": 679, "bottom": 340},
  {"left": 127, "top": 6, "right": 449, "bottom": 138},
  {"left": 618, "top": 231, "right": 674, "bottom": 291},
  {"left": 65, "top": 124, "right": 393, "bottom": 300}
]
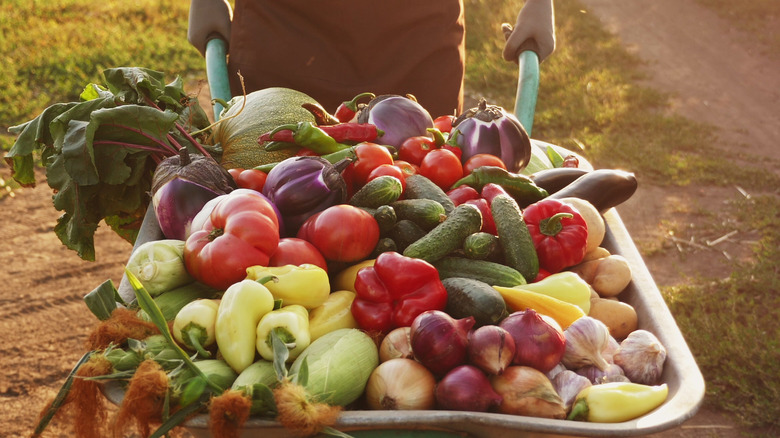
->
[
  {"left": 205, "top": 36, "right": 232, "bottom": 121},
  {"left": 514, "top": 47, "right": 540, "bottom": 137}
]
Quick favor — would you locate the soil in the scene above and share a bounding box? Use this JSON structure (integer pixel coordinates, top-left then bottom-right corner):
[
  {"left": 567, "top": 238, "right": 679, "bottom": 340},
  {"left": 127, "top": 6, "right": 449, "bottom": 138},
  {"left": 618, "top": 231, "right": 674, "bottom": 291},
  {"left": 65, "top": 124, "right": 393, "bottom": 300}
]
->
[{"left": 1, "top": 0, "right": 777, "bottom": 437}]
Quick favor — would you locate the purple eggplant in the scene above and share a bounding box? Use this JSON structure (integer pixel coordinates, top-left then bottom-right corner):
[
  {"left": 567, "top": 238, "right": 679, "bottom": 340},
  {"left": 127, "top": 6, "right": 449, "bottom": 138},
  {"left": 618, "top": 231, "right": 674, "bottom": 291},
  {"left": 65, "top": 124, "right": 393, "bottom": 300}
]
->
[
  {"left": 262, "top": 156, "right": 349, "bottom": 236},
  {"left": 357, "top": 95, "right": 434, "bottom": 148},
  {"left": 452, "top": 99, "right": 532, "bottom": 173},
  {"left": 152, "top": 177, "right": 222, "bottom": 240}
]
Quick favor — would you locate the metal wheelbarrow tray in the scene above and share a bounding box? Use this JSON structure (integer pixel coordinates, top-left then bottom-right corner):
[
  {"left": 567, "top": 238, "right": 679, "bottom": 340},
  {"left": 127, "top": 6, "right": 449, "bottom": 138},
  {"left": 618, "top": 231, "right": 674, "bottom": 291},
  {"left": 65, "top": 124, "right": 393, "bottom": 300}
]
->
[{"left": 107, "top": 39, "right": 705, "bottom": 437}]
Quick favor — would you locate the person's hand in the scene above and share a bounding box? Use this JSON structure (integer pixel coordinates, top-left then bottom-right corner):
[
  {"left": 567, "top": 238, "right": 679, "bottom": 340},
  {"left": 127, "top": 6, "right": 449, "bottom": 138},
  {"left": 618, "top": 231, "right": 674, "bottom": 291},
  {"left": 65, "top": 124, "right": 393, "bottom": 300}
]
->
[
  {"left": 188, "top": 0, "right": 233, "bottom": 56},
  {"left": 503, "top": 0, "right": 556, "bottom": 63}
]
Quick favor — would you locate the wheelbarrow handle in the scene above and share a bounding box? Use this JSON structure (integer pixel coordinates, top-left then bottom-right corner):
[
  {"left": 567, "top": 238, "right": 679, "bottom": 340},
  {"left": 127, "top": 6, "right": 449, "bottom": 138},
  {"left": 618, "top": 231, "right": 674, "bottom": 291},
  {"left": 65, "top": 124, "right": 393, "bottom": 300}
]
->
[
  {"left": 513, "top": 39, "right": 541, "bottom": 137},
  {"left": 205, "top": 36, "right": 232, "bottom": 121}
]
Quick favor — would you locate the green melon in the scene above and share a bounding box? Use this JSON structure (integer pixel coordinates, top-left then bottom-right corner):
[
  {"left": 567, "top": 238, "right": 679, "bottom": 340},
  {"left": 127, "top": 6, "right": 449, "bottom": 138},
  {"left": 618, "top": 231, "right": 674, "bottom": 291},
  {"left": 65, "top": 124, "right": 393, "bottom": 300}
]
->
[{"left": 213, "top": 87, "right": 318, "bottom": 169}]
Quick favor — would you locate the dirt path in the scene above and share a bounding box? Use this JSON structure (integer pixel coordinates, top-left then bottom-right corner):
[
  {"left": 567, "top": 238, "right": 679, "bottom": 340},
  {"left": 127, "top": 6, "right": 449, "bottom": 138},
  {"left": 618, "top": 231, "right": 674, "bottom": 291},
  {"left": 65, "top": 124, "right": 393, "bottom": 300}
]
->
[
  {"left": 578, "top": 0, "right": 780, "bottom": 436},
  {"left": 1, "top": 0, "right": 778, "bottom": 436}
]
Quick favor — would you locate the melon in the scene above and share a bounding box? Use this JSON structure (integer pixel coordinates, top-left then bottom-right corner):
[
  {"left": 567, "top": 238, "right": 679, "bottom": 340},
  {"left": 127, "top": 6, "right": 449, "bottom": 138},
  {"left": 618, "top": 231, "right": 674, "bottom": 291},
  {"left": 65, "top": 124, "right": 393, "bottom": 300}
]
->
[{"left": 213, "top": 87, "right": 318, "bottom": 169}]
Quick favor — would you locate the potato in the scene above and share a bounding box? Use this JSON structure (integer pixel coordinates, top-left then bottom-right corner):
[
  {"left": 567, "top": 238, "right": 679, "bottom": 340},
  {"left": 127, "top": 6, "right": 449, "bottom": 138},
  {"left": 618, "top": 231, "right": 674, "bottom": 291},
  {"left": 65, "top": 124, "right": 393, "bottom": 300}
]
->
[
  {"left": 558, "top": 197, "right": 606, "bottom": 254},
  {"left": 588, "top": 297, "right": 638, "bottom": 340},
  {"left": 582, "top": 246, "right": 610, "bottom": 263},
  {"left": 591, "top": 254, "right": 632, "bottom": 297}
]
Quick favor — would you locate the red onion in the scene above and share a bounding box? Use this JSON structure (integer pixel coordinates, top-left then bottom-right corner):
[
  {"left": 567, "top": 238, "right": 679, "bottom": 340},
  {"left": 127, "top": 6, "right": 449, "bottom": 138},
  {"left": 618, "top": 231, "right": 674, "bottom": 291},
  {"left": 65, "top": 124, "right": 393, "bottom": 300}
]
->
[
  {"left": 490, "top": 366, "right": 566, "bottom": 419},
  {"left": 410, "top": 310, "right": 474, "bottom": 377},
  {"left": 468, "top": 325, "right": 516, "bottom": 376},
  {"left": 499, "top": 309, "right": 566, "bottom": 373},
  {"left": 435, "top": 365, "right": 502, "bottom": 412}
]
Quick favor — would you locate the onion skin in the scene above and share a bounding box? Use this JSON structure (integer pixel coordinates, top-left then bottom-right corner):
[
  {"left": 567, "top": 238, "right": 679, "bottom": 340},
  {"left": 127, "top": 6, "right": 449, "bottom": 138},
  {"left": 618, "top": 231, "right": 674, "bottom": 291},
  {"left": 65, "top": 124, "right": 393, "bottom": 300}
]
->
[
  {"left": 410, "top": 310, "right": 474, "bottom": 377},
  {"left": 499, "top": 309, "right": 566, "bottom": 373},
  {"left": 490, "top": 366, "right": 567, "bottom": 419},
  {"left": 435, "top": 365, "right": 503, "bottom": 412},
  {"left": 379, "top": 327, "right": 414, "bottom": 362},
  {"left": 152, "top": 177, "right": 221, "bottom": 240},
  {"left": 365, "top": 358, "right": 436, "bottom": 410},
  {"left": 468, "top": 325, "right": 516, "bottom": 376}
]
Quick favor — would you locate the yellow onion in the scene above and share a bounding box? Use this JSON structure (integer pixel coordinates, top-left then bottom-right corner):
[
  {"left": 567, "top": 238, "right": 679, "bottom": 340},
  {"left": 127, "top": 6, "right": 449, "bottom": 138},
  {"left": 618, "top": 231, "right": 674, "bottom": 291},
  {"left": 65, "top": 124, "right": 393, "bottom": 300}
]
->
[{"left": 365, "top": 358, "right": 436, "bottom": 410}]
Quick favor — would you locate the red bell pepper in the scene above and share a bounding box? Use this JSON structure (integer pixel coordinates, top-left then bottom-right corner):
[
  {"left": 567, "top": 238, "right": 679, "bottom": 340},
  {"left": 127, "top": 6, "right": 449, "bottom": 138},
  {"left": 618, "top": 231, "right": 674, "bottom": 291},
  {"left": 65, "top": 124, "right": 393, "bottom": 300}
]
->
[
  {"left": 522, "top": 199, "right": 589, "bottom": 274},
  {"left": 184, "top": 189, "right": 281, "bottom": 290},
  {"left": 351, "top": 251, "right": 448, "bottom": 333}
]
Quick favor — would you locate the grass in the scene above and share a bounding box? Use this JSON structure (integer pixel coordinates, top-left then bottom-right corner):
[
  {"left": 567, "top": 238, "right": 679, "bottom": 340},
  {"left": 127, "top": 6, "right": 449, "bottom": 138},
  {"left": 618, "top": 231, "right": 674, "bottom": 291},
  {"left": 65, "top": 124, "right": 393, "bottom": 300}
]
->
[{"left": 2, "top": 0, "right": 779, "bottom": 431}]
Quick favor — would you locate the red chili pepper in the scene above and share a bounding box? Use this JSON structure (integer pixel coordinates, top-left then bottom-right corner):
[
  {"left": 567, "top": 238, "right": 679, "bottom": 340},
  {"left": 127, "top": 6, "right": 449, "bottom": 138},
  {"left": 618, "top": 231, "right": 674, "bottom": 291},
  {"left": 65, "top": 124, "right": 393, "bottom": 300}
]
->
[
  {"left": 464, "top": 198, "right": 497, "bottom": 235},
  {"left": 480, "top": 182, "right": 512, "bottom": 204},
  {"left": 334, "top": 92, "right": 376, "bottom": 122},
  {"left": 522, "top": 199, "right": 589, "bottom": 274},
  {"left": 447, "top": 184, "right": 480, "bottom": 206},
  {"left": 351, "top": 251, "right": 448, "bottom": 333},
  {"left": 260, "top": 122, "right": 382, "bottom": 145}
]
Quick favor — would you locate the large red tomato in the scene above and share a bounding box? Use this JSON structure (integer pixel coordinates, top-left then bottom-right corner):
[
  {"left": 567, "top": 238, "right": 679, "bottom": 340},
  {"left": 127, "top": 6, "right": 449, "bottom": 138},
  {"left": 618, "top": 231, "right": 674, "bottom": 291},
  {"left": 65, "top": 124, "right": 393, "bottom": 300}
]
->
[
  {"left": 297, "top": 204, "right": 380, "bottom": 263},
  {"left": 419, "top": 148, "right": 464, "bottom": 190},
  {"left": 463, "top": 153, "right": 507, "bottom": 174},
  {"left": 349, "top": 142, "right": 394, "bottom": 187},
  {"left": 269, "top": 237, "right": 328, "bottom": 271}
]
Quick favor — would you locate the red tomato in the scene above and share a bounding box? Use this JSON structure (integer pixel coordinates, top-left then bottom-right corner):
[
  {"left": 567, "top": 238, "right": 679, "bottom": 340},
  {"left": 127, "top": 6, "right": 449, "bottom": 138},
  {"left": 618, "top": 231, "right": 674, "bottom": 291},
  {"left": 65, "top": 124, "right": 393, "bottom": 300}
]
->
[
  {"left": 269, "top": 237, "right": 328, "bottom": 271},
  {"left": 368, "top": 164, "right": 406, "bottom": 192},
  {"left": 419, "top": 148, "right": 464, "bottom": 191},
  {"left": 235, "top": 168, "right": 268, "bottom": 192},
  {"left": 433, "top": 115, "right": 456, "bottom": 133},
  {"left": 350, "top": 142, "right": 394, "bottom": 187},
  {"left": 398, "top": 135, "right": 436, "bottom": 166},
  {"left": 184, "top": 189, "right": 280, "bottom": 290},
  {"left": 392, "top": 160, "right": 419, "bottom": 178},
  {"left": 463, "top": 154, "right": 507, "bottom": 174},
  {"left": 297, "top": 204, "right": 380, "bottom": 263},
  {"left": 464, "top": 198, "right": 497, "bottom": 235},
  {"left": 227, "top": 168, "right": 243, "bottom": 181},
  {"left": 295, "top": 147, "right": 319, "bottom": 157}
]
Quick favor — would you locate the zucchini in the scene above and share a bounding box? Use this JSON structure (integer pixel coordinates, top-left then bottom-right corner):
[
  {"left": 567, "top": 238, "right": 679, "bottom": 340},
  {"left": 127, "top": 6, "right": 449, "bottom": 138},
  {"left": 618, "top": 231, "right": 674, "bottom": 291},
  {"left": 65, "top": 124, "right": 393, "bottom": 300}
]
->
[
  {"left": 433, "top": 256, "right": 527, "bottom": 287},
  {"left": 491, "top": 194, "right": 539, "bottom": 281},
  {"left": 390, "top": 198, "right": 447, "bottom": 230},
  {"left": 403, "top": 204, "right": 483, "bottom": 263},
  {"left": 389, "top": 219, "right": 428, "bottom": 252},
  {"left": 442, "top": 277, "right": 509, "bottom": 327},
  {"left": 547, "top": 169, "right": 638, "bottom": 213},
  {"left": 462, "top": 232, "right": 500, "bottom": 260},
  {"left": 348, "top": 175, "right": 403, "bottom": 208},
  {"left": 403, "top": 174, "right": 456, "bottom": 214}
]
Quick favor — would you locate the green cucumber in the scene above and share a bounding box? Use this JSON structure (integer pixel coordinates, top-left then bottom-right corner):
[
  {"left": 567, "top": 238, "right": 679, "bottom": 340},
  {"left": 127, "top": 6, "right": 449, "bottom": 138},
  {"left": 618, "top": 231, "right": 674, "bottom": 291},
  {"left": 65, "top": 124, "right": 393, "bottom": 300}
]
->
[
  {"left": 389, "top": 220, "right": 428, "bottom": 253},
  {"left": 491, "top": 194, "right": 539, "bottom": 281},
  {"left": 462, "top": 232, "right": 500, "bottom": 260},
  {"left": 370, "top": 237, "right": 397, "bottom": 258},
  {"left": 442, "top": 277, "right": 509, "bottom": 327},
  {"left": 433, "top": 256, "right": 527, "bottom": 287},
  {"left": 390, "top": 198, "right": 447, "bottom": 231},
  {"left": 372, "top": 205, "right": 397, "bottom": 235},
  {"left": 403, "top": 174, "right": 456, "bottom": 214},
  {"left": 349, "top": 175, "right": 403, "bottom": 208},
  {"left": 402, "top": 204, "right": 482, "bottom": 263}
]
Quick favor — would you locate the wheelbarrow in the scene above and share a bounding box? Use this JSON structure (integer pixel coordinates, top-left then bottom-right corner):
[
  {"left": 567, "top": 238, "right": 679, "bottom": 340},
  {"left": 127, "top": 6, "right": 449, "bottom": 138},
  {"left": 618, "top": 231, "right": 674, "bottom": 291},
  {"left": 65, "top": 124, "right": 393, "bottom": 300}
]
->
[{"left": 109, "top": 34, "right": 705, "bottom": 438}]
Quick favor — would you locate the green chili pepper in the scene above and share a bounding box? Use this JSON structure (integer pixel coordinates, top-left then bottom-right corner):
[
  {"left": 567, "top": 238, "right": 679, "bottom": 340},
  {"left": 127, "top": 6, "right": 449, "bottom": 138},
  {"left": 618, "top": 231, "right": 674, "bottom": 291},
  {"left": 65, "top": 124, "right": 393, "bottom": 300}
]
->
[
  {"left": 265, "top": 121, "right": 351, "bottom": 155},
  {"left": 450, "top": 165, "right": 549, "bottom": 207}
]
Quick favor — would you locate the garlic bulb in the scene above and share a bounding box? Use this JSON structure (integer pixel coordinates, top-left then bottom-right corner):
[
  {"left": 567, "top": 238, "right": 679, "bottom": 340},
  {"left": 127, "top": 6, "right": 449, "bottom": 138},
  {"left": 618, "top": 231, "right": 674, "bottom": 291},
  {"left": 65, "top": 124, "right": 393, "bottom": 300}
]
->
[
  {"left": 551, "top": 370, "right": 592, "bottom": 412},
  {"left": 562, "top": 316, "right": 611, "bottom": 371},
  {"left": 613, "top": 329, "right": 667, "bottom": 385},
  {"left": 575, "top": 363, "right": 628, "bottom": 384},
  {"left": 602, "top": 335, "right": 620, "bottom": 363}
]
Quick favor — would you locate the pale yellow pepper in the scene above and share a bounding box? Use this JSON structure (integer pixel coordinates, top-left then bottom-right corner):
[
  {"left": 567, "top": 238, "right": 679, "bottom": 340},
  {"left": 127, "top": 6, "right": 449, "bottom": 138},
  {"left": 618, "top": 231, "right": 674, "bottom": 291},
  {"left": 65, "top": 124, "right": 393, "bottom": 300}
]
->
[
  {"left": 308, "top": 290, "right": 359, "bottom": 341},
  {"left": 568, "top": 382, "right": 669, "bottom": 423},
  {"left": 514, "top": 271, "right": 592, "bottom": 314},
  {"left": 331, "top": 259, "right": 375, "bottom": 292},
  {"left": 215, "top": 279, "right": 275, "bottom": 373},
  {"left": 255, "top": 304, "right": 311, "bottom": 361},
  {"left": 246, "top": 264, "right": 330, "bottom": 309}
]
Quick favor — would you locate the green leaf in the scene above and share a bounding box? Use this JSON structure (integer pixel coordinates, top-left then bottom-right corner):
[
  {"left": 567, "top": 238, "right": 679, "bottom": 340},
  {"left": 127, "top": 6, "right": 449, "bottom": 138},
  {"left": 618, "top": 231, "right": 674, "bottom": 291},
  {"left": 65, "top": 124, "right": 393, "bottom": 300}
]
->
[
  {"left": 179, "top": 376, "right": 207, "bottom": 407},
  {"left": 149, "top": 398, "right": 205, "bottom": 438},
  {"left": 83, "top": 279, "right": 124, "bottom": 320},
  {"left": 271, "top": 330, "right": 289, "bottom": 381},
  {"left": 295, "top": 357, "right": 309, "bottom": 388},
  {"left": 249, "top": 383, "right": 278, "bottom": 417},
  {"left": 546, "top": 146, "right": 565, "bottom": 168}
]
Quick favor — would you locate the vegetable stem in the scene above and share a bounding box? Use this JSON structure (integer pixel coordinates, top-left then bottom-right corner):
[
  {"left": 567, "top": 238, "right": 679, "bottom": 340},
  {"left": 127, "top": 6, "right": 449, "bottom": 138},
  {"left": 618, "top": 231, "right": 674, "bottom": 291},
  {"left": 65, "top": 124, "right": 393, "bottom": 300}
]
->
[{"left": 100, "top": 123, "right": 179, "bottom": 156}]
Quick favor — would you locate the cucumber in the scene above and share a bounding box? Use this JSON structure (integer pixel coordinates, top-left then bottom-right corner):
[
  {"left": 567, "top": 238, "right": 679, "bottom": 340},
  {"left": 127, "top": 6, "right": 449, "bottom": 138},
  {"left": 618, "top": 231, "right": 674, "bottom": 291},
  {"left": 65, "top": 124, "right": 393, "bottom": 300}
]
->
[
  {"left": 372, "top": 205, "right": 397, "bottom": 235},
  {"left": 433, "top": 256, "right": 527, "bottom": 287},
  {"left": 390, "top": 198, "right": 447, "bottom": 231},
  {"left": 491, "top": 194, "right": 539, "bottom": 281},
  {"left": 402, "top": 204, "right": 482, "bottom": 263},
  {"left": 348, "top": 175, "right": 403, "bottom": 208},
  {"left": 403, "top": 174, "right": 456, "bottom": 214},
  {"left": 370, "top": 237, "right": 398, "bottom": 258},
  {"left": 442, "top": 277, "right": 509, "bottom": 327},
  {"left": 389, "top": 219, "right": 428, "bottom": 252},
  {"left": 462, "top": 232, "right": 500, "bottom": 260}
]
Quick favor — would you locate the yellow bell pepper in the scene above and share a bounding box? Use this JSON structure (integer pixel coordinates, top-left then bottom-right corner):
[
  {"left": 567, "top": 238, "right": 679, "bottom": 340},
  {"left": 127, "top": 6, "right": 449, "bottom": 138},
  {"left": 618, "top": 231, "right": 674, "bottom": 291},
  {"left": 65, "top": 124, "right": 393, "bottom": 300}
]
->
[
  {"left": 255, "top": 304, "right": 311, "bottom": 361},
  {"left": 245, "top": 264, "right": 330, "bottom": 309},
  {"left": 331, "top": 259, "right": 375, "bottom": 292},
  {"left": 215, "top": 279, "right": 275, "bottom": 373},
  {"left": 568, "top": 382, "right": 669, "bottom": 423},
  {"left": 308, "top": 290, "right": 359, "bottom": 341},
  {"left": 493, "top": 285, "right": 585, "bottom": 329},
  {"left": 513, "top": 271, "right": 592, "bottom": 314}
]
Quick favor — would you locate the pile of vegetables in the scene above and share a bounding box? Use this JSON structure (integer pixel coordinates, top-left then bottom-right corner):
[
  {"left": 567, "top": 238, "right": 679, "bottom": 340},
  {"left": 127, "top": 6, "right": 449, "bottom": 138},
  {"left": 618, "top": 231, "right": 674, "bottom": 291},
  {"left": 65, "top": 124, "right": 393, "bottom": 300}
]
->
[{"left": 9, "top": 68, "right": 672, "bottom": 438}]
